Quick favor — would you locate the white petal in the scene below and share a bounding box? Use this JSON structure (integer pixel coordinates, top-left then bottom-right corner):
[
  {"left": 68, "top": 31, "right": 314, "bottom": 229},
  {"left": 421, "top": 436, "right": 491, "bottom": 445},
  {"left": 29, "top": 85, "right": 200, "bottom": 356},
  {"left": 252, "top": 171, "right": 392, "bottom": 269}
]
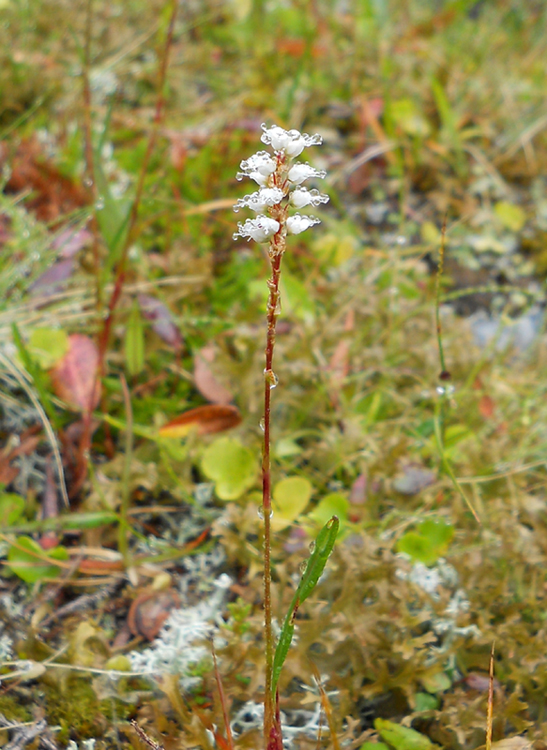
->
[
  {"left": 290, "top": 187, "right": 329, "bottom": 209},
  {"left": 234, "top": 187, "right": 285, "bottom": 213},
  {"left": 261, "top": 124, "right": 323, "bottom": 157},
  {"left": 234, "top": 216, "right": 280, "bottom": 243},
  {"left": 287, "top": 163, "right": 326, "bottom": 185},
  {"left": 237, "top": 151, "right": 276, "bottom": 179},
  {"left": 286, "top": 214, "right": 321, "bottom": 235}
]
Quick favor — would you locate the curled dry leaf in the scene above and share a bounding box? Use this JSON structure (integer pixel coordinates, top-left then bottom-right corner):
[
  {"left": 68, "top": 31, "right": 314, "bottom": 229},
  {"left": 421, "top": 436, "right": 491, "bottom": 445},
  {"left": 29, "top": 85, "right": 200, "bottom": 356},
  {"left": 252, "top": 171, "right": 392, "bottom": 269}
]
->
[
  {"left": 159, "top": 404, "right": 242, "bottom": 438},
  {"left": 50, "top": 334, "right": 101, "bottom": 413},
  {"left": 128, "top": 588, "right": 181, "bottom": 640},
  {"left": 194, "top": 343, "right": 233, "bottom": 405}
]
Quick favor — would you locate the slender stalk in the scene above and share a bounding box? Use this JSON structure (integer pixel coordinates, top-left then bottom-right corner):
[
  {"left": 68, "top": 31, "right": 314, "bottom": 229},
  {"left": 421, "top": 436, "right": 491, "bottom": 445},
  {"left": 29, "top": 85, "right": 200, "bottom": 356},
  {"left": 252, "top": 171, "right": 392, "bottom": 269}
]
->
[
  {"left": 233, "top": 124, "right": 327, "bottom": 750},
  {"left": 96, "top": 0, "right": 178, "bottom": 371},
  {"left": 262, "top": 157, "right": 289, "bottom": 747},
  {"left": 262, "top": 251, "right": 281, "bottom": 742},
  {"left": 119, "top": 374, "right": 133, "bottom": 566}
]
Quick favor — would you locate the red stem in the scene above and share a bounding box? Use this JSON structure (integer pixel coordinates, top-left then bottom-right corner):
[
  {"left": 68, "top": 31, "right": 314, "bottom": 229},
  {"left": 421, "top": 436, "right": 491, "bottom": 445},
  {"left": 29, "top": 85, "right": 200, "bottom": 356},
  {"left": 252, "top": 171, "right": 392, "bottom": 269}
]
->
[{"left": 262, "top": 172, "right": 288, "bottom": 744}]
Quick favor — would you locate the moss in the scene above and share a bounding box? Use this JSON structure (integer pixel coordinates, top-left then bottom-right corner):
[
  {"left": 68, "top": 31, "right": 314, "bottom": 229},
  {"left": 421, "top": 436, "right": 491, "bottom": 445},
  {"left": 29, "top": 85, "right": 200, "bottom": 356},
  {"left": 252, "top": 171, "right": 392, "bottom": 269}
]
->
[
  {"left": 0, "top": 693, "right": 32, "bottom": 723},
  {"left": 41, "top": 675, "right": 133, "bottom": 744}
]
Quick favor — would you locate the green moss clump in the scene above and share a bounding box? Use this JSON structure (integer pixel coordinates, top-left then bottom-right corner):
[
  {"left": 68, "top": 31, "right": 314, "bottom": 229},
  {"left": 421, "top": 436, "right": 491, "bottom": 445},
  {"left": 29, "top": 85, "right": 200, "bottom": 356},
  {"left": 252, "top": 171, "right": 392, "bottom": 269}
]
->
[
  {"left": 0, "top": 693, "right": 32, "bottom": 723},
  {"left": 41, "top": 675, "right": 133, "bottom": 744}
]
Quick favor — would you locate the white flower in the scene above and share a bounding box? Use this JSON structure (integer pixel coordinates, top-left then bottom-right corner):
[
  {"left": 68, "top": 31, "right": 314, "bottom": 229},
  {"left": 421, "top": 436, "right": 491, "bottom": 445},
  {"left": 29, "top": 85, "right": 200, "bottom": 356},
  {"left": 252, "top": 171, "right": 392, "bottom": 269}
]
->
[
  {"left": 237, "top": 151, "right": 277, "bottom": 185},
  {"left": 286, "top": 214, "right": 321, "bottom": 235},
  {"left": 234, "top": 187, "right": 284, "bottom": 213},
  {"left": 234, "top": 216, "right": 280, "bottom": 242},
  {"left": 287, "top": 163, "right": 326, "bottom": 185},
  {"left": 290, "top": 187, "right": 329, "bottom": 209},
  {"left": 261, "top": 124, "right": 322, "bottom": 158}
]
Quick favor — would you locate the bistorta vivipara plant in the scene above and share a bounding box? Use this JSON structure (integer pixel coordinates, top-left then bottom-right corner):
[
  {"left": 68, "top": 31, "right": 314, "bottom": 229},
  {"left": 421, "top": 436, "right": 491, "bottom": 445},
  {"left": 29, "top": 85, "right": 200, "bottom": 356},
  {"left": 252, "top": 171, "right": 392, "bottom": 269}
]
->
[{"left": 234, "top": 124, "right": 338, "bottom": 750}]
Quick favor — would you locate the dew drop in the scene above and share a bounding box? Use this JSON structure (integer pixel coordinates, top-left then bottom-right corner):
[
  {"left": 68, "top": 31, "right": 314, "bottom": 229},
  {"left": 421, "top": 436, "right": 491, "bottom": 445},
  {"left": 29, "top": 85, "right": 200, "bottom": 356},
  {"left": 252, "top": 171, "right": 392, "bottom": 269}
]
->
[
  {"left": 309, "top": 541, "right": 315, "bottom": 553},
  {"left": 95, "top": 196, "right": 105, "bottom": 210},
  {"left": 264, "top": 368, "right": 279, "bottom": 389},
  {"left": 83, "top": 177, "right": 94, "bottom": 188},
  {"left": 257, "top": 507, "right": 273, "bottom": 520},
  {"left": 259, "top": 417, "right": 265, "bottom": 431}
]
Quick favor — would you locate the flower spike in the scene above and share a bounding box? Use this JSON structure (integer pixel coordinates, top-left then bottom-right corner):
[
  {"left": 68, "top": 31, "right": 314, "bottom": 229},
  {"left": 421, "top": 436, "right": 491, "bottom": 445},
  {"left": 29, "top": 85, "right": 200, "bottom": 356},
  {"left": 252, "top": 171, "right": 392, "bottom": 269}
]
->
[{"left": 233, "top": 123, "right": 328, "bottom": 245}]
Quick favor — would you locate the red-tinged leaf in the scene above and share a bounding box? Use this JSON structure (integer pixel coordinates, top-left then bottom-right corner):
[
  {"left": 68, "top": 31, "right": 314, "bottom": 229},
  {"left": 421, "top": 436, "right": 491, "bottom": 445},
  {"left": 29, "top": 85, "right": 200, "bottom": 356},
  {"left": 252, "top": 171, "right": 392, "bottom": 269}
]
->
[
  {"left": 30, "top": 258, "right": 74, "bottom": 297},
  {"left": 50, "top": 334, "right": 101, "bottom": 413},
  {"left": 138, "top": 294, "right": 183, "bottom": 351},
  {"left": 479, "top": 394, "right": 496, "bottom": 420},
  {"left": 128, "top": 589, "right": 181, "bottom": 640},
  {"left": 463, "top": 671, "right": 500, "bottom": 693},
  {"left": 194, "top": 343, "right": 233, "bottom": 405},
  {"left": 39, "top": 458, "right": 60, "bottom": 550},
  {"left": 159, "top": 404, "right": 241, "bottom": 438},
  {"left": 349, "top": 473, "right": 367, "bottom": 505},
  {"left": 328, "top": 339, "right": 350, "bottom": 381}
]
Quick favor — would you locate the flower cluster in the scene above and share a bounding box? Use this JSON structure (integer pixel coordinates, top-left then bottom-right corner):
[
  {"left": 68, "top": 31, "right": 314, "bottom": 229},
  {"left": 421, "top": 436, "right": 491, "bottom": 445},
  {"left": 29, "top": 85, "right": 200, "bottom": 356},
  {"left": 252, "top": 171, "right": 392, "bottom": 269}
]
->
[{"left": 233, "top": 123, "right": 328, "bottom": 244}]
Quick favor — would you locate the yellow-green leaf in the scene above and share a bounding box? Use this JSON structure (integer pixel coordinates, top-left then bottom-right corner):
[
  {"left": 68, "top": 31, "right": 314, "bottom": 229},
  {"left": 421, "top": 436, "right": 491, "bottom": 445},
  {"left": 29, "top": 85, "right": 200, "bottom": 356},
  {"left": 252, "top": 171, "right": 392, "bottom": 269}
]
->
[
  {"left": 271, "top": 476, "right": 313, "bottom": 530},
  {"left": 201, "top": 437, "right": 257, "bottom": 500},
  {"left": 125, "top": 300, "right": 145, "bottom": 376},
  {"left": 494, "top": 201, "right": 526, "bottom": 232}
]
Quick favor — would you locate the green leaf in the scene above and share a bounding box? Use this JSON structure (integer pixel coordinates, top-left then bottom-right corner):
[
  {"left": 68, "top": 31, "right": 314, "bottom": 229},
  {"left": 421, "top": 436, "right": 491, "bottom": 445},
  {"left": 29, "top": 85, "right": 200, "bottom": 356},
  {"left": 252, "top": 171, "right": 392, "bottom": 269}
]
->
[
  {"left": 201, "top": 437, "right": 257, "bottom": 500},
  {"left": 125, "top": 300, "right": 145, "bottom": 376},
  {"left": 417, "top": 518, "right": 454, "bottom": 549},
  {"left": 361, "top": 744, "right": 390, "bottom": 750},
  {"left": 414, "top": 693, "right": 439, "bottom": 712},
  {"left": 396, "top": 517, "right": 454, "bottom": 566},
  {"left": 7, "top": 536, "right": 69, "bottom": 583},
  {"left": 421, "top": 671, "right": 451, "bottom": 694},
  {"left": 308, "top": 492, "right": 349, "bottom": 527},
  {"left": 494, "top": 201, "right": 526, "bottom": 232},
  {"left": 28, "top": 327, "right": 69, "bottom": 369},
  {"left": 271, "top": 476, "right": 312, "bottom": 530},
  {"left": 374, "top": 719, "right": 439, "bottom": 750},
  {"left": 390, "top": 99, "right": 431, "bottom": 138},
  {"left": 271, "top": 516, "right": 339, "bottom": 697},
  {"left": 0, "top": 493, "right": 25, "bottom": 525}
]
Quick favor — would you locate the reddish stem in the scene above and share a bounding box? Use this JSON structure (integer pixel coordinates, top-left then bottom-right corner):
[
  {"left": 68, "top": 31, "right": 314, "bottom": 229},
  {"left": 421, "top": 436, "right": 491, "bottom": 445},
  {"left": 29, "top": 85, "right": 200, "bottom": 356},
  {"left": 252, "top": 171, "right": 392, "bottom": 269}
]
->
[{"left": 262, "top": 166, "right": 288, "bottom": 744}]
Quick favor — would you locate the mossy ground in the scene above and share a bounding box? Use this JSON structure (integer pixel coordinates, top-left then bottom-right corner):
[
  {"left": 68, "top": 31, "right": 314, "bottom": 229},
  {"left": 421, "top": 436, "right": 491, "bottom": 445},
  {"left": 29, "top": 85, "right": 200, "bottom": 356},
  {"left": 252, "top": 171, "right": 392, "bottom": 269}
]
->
[{"left": 1, "top": 1, "right": 547, "bottom": 749}]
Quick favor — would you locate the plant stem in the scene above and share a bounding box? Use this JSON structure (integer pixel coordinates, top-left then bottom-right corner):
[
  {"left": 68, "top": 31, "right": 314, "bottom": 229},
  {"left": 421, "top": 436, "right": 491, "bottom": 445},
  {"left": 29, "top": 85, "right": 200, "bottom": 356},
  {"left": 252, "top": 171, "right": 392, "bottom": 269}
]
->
[{"left": 262, "top": 155, "right": 290, "bottom": 749}]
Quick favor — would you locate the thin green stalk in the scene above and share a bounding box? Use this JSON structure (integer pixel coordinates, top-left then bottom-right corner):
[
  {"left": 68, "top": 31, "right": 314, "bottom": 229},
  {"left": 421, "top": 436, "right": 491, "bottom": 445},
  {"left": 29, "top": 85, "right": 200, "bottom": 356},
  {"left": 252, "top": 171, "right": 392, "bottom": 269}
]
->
[{"left": 119, "top": 375, "right": 133, "bottom": 566}]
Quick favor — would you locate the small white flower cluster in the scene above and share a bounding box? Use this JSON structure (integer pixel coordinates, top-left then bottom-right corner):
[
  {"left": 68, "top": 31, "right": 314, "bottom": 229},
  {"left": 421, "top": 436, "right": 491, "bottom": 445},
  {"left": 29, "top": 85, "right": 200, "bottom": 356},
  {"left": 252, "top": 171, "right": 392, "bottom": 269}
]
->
[{"left": 234, "top": 124, "right": 328, "bottom": 244}]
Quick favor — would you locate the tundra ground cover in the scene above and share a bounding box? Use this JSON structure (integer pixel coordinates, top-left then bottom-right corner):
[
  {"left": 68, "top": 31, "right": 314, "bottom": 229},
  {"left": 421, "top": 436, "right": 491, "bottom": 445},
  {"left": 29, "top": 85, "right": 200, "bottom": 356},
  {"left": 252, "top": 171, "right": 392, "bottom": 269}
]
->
[{"left": 1, "top": 1, "right": 547, "bottom": 749}]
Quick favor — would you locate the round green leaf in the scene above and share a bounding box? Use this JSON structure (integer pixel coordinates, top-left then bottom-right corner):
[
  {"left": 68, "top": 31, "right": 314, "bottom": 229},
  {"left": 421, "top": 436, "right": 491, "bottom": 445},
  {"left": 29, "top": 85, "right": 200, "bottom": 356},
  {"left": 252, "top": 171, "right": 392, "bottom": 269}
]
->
[
  {"left": 374, "top": 718, "right": 439, "bottom": 750},
  {"left": 494, "top": 201, "right": 526, "bottom": 232},
  {"left": 7, "top": 536, "right": 68, "bottom": 583},
  {"left": 308, "top": 492, "right": 349, "bottom": 527},
  {"left": 271, "top": 476, "right": 312, "bottom": 530},
  {"left": 201, "top": 437, "right": 257, "bottom": 500},
  {"left": 28, "top": 327, "right": 68, "bottom": 369},
  {"left": 0, "top": 493, "right": 25, "bottom": 525}
]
